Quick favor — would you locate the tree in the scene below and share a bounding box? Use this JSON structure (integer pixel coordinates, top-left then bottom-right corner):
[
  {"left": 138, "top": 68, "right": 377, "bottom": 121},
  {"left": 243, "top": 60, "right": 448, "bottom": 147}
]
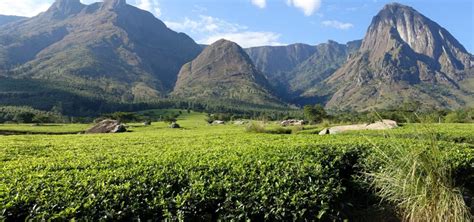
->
[
  {"left": 163, "top": 116, "right": 177, "bottom": 124},
  {"left": 13, "top": 112, "right": 35, "bottom": 123},
  {"left": 304, "top": 104, "right": 327, "bottom": 124},
  {"left": 109, "top": 112, "right": 141, "bottom": 123}
]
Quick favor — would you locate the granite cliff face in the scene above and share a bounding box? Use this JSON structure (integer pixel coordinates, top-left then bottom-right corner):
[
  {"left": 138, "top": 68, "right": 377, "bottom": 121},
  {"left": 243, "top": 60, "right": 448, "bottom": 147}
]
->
[
  {"left": 319, "top": 3, "right": 473, "bottom": 110},
  {"left": 0, "top": 0, "right": 202, "bottom": 102},
  {"left": 173, "top": 39, "right": 282, "bottom": 107}
]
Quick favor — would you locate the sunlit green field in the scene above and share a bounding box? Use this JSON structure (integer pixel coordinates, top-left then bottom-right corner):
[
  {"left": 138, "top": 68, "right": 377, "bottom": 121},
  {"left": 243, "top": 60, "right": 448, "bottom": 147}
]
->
[{"left": 1, "top": 112, "right": 473, "bottom": 220}]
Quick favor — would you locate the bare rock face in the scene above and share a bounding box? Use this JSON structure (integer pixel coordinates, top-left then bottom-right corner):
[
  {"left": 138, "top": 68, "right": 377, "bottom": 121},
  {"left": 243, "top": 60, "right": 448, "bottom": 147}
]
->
[
  {"left": 361, "top": 3, "right": 470, "bottom": 78},
  {"left": 86, "top": 119, "right": 127, "bottom": 134},
  {"left": 47, "top": 0, "right": 85, "bottom": 18},
  {"left": 323, "top": 3, "right": 473, "bottom": 111},
  {"left": 102, "top": 0, "right": 127, "bottom": 10}
]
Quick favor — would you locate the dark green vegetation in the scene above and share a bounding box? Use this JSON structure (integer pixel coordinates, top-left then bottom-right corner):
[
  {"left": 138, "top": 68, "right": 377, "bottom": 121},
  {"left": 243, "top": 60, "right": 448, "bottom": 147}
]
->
[
  {"left": 0, "top": 106, "right": 65, "bottom": 124},
  {"left": 304, "top": 104, "right": 327, "bottom": 124},
  {"left": 0, "top": 113, "right": 472, "bottom": 221}
]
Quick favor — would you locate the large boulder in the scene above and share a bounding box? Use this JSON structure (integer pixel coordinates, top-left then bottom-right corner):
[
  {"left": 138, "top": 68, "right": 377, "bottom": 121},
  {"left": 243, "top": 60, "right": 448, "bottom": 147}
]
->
[
  {"left": 212, "top": 120, "right": 225, "bottom": 125},
  {"left": 329, "top": 124, "right": 369, "bottom": 134},
  {"left": 233, "top": 120, "right": 247, "bottom": 125},
  {"left": 169, "top": 122, "right": 181, "bottom": 128},
  {"left": 281, "top": 119, "right": 306, "bottom": 127},
  {"left": 319, "top": 128, "right": 330, "bottom": 135},
  {"left": 86, "top": 119, "right": 127, "bottom": 134},
  {"left": 319, "top": 120, "right": 398, "bottom": 135},
  {"left": 366, "top": 119, "right": 398, "bottom": 130}
]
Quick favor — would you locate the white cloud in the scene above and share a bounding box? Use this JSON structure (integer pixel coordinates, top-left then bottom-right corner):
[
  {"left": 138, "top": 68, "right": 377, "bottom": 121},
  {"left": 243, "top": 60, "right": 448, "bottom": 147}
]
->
[
  {"left": 166, "top": 15, "right": 246, "bottom": 34},
  {"left": 251, "top": 0, "right": 266, "bottom": 9},
  {"left": 0, "top": 0, "right": 51, "bottom": 17},
  {"left": 136, "top": 0, "right": 161, "bottom": 17},
  {"left": 166, "top": 15, "right": 283, "bottom": 48},
  {"left": 202, "top": 32, "right": 282, "bottom": 48},
  {"left": 322, "top": 20, "right": 354, "bottom": 30},
  {"left": 287, "top": 0, "right": 321, "bottom": 16}
]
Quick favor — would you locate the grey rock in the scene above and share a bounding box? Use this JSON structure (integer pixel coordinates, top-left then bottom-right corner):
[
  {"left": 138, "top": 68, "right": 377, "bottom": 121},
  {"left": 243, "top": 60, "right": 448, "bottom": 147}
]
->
[
  {"left": 319, "top": 119, "right": 398, "bottom": 135},
  {"left": 169, "top": 122, "right": 180, "bottom": 128},
  {"left": 280, "top": 119, "right": 305, "bottom": 127},
  {"left": 86, "top": 119, "right": 127, "bottom": 134},
  {"left": 212, "top": 120, "right": 225, "bottom": 125}
]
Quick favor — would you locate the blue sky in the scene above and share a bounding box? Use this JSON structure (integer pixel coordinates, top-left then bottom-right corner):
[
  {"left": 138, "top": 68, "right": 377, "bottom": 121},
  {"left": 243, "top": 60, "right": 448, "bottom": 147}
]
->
[{"left": 1, "top": 0, "right": 472, "bottom": 51}]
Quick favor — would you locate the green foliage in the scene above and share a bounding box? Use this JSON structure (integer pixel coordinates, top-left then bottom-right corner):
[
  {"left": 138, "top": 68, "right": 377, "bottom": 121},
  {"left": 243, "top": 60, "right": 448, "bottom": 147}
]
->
[
  {"left": 0, "top": 114, "right": 472, "bottom": 221},
  {"left": 104, "top": 112, "right": 142, "bottom": 123},
  {"left": 245, "top": 122, "right": 266, "bottom": 133},
  {"left": 304, "top": 104, "right": 327, "bottom": 123},
  {"left": 245, "top": 122, "right": 293, "bottom": 134},
  {"left": 162, "top": 116, "right": 177, "bottom": 124},
  {"left": 365, "top": 130, "right": 472, "bottom": 221},
  {"left": 0, "top": 106, "right": 65, "bottom": 123},
  {"left": 445, "top": 109, "right": 473, "bottom": 123}
]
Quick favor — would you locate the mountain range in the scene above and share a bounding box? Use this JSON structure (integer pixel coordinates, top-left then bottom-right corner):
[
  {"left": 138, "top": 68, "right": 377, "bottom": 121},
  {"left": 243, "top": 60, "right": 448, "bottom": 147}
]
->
[
  {"left": 0, "top": 0, "right": 472, "bottom": 113},
  {"left": 0, "top": 0, "right": 201, "bottom": 103}
]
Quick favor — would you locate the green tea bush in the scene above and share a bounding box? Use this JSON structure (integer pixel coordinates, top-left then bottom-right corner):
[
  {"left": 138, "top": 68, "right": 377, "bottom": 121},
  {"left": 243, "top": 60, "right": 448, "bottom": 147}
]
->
[{"left": 0, "top": 120, "right": 472, "bottom": 221}]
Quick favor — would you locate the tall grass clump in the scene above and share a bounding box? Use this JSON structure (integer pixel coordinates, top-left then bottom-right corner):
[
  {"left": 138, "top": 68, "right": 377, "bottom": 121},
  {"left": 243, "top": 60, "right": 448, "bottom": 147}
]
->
[
  {"left": 245, "top": 122, "right": 292, "bottom": 134},
  {"left": 366, "top": 126, "right": 472, "bottom": 222},
  {"left": 245, "top": 122, "right": 266, "bottom": 133}
]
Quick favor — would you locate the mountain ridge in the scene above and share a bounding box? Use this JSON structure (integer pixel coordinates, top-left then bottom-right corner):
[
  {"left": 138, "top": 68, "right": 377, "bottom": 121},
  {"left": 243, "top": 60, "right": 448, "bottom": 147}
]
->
[
  {"left": 0, "top": 1, "right": 472, "bottom": 113},
  {"left": 0, "top": 0, "right": 202, "bottom": 103}
]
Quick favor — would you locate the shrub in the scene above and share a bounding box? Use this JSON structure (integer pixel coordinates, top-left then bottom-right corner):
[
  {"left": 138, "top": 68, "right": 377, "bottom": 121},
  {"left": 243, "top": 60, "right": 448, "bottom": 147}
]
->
[
  {"left": 245, "top": 122, "right": 266, "bottom": 133},
  {"left": 365, "top": 133, "right": 472, "bottom": 221}
]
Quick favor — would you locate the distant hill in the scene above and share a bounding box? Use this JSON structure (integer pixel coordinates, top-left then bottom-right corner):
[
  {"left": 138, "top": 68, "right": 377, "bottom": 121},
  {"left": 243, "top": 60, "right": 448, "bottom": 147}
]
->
[
  {"left": 173, "top": 39, "right": 284, "bottom": 108},
  {"left": 0, "top": 0, "right": 201, "bottom": 105},
  {"left": 246, "top": 40, "right": 361, "bottom": 101},
  {"left": 0, "top": 15, "right": 26, "bottom": 26}
]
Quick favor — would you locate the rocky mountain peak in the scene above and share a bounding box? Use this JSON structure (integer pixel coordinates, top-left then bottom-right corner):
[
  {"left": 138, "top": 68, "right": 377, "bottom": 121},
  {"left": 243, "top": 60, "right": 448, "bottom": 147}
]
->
[
  {"left": 199, "top": 39, "right": 254, "bottom": 65},
  {"left": 320, "top": 2, "right": 473, "bottom": 111},
  {"left": 361, "top": 2, "right": 470, "bottom": 72},
  {"left": 210, "top": 39, "right": 242, "bottom": 51},
  {"left": 381, "top": 2, "right": 412, "bottom": 11},
  {"left": 102, "top": 0, "right": 127, "bottom": 10},
  {"left": 47, "top": 0, "right": 84, "bottom": 18}
]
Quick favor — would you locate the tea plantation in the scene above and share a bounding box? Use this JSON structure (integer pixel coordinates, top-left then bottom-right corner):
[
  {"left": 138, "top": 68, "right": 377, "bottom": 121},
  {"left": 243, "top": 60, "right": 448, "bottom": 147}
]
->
[{"left": 1, "top": 112, "right": 473, "bottom": 220}]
